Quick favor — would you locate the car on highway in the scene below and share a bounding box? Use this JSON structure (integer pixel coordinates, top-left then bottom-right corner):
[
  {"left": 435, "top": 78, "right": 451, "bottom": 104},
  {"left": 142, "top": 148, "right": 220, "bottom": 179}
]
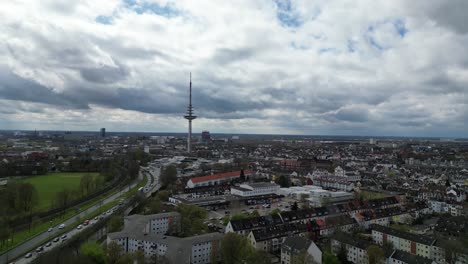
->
[
  {"left": 45, "top": 242, "right": 52, "bottom": 247},
  {"left": 48, "top": 227, "right": 53, "bottom": 232},
  {"left": 59, "top": 224, "right": 65, "bottom": 229},
  {"left": 53, "top": 237, "right": 59, "bottom": 242},
  {"left": 76, "top": 224, "right": 83, "bottom": 229},
  {"left": 36, "top": 246, "right": 43, "bottom": 252},
  {"left": 25, "top": 252, "right": 32, "bottom": 258}
]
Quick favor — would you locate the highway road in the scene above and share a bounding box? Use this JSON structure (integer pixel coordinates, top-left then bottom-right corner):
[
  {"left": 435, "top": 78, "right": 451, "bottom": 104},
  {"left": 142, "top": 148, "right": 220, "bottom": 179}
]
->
[{"left": 1, "top": 171, "right": 154, "bottom": 264}]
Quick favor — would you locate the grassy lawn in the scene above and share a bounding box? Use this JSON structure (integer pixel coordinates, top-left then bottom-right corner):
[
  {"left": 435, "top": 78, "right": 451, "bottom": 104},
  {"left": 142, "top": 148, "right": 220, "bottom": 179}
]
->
[
  {"left": 390, "top": 223, "right": 410, "bottom": 232},
  {"left": 359, "top": 190, "right": 390, "bottom": 200},
  {"left": 19, "top": 172, "right": 100, "bottom": 210},
  {"left": 0, "top": 175, "right": 142, "bottom": 254}
]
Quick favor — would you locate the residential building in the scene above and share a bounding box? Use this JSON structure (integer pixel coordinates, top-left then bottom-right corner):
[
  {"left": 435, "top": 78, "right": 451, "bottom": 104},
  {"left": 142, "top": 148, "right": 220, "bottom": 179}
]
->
[
  {"left": 281, "top": 236, "right": 322, "bottom": 264},
  {"left": 107, "top": 213, "right": 222, "bottom": 264},
  {"left": 371, "top": 224, "right": 435, "bottom": 260},
  {"left": 331, "top": 234, "right": 371, "bottom": 264},
  {"left": 248, "top": 223, "right": 308, "bottom": 252},
  {"left": 387, "top": 250, "right": 436, "bottom": 264}
]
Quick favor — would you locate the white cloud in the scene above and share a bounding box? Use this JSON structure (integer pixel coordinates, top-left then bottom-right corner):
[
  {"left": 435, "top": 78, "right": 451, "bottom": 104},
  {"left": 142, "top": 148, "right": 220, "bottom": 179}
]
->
[{"left": 0, "top": 0, "right": 467, "bottom": 137}]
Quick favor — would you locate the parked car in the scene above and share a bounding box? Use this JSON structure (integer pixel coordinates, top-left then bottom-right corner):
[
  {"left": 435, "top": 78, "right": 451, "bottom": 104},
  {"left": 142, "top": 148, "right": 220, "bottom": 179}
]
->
[
  {"left": 45, "top": 242, "right": 52, "bottom": 247},
  {"left": 83, "top": 220, "right": 90, "bottom": 226},
  {"left": 61, "top": 234, "right": 67, "bottom": 240},
  {"left": 25, "top": 253, "right": 32, "bottom": 258},
  {"left": 76, "top": 224, "right": 83, "bottom": 230},
  {"left": 59, "top": 224, "right": 65, "bottom": 229},
  {"left": 48, "top": 227, "right": 53, "bottom": 232},
  {"left": 53, "top": 237, "right": 59, "bottom": 242},
  {"left": 35, "top": 246, "right": 43, "bottom": 252}
]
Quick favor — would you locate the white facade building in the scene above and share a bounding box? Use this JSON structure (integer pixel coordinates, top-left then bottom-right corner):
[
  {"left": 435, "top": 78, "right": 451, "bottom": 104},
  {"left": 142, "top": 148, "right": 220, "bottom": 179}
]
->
[
  {"left": 230, "top": 182, "right": 280, "bottom": 197},
  {"left": 107, "top": 213, "right": 222, "bottom": 264}
]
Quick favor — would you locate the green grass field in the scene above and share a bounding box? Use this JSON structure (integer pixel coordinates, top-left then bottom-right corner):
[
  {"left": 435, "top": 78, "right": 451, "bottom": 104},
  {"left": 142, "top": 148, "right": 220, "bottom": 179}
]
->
[{"left": 19, "top": 172, "right": 100, "bottom": 210}]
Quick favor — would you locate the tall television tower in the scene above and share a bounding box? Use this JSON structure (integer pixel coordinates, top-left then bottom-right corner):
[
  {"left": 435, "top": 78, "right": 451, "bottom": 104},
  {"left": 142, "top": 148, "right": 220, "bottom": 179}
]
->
[{"left": 183, "top": 73, "right": 196, "bottom": 153}]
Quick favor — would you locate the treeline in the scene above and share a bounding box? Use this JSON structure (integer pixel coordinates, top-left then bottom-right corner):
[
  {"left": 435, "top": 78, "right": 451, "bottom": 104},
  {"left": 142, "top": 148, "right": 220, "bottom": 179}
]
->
[
  {"left": 0, "top": 182, "right": 38, "bottom": 247},
  {"left": 0, "top": 150, "right": 147, "bottom": 248},
  {"left": 0, "top": 161, "right": 48, "bottom": 177}
]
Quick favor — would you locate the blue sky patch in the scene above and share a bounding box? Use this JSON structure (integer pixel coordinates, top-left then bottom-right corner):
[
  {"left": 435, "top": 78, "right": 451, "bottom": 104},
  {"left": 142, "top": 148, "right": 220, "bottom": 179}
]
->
[
  {"left": 394, "top": 19, "right": 408, "bottom": 37},
  {"left": 123, "top": 0, "right": 180, "bottom": 18},
  {"left": 95, "top": 15, "right": 113, "bottom": 25},
  {"left": 273, "top": 0, "right": 302, "bottom": 28}
]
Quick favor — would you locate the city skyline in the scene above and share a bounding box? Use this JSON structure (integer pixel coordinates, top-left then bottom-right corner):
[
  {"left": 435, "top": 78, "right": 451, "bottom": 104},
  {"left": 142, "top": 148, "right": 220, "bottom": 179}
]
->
[{"left": 0, "top": 1, "right": 467, "bottom": 137}]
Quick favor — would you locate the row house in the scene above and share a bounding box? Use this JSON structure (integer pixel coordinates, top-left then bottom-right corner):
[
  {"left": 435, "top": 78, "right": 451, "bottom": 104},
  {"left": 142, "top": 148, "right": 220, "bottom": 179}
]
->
[
  {"left": 225, "top": 214, "right": 283, "bottom": 235},
  {"left": 313, "top": 176, "right": 355, "bottom": 192},
  {"left": 371, "top": 224, "right": 436, "bottom": 261},
  {"left": 248, "top": 223, "right": 308, "bottom": 252},
  {"left": 428, "top": 200, "right": 464, "bottom": 216},
  {"left": 331, "top": 234, "right": 371, "bottom": 264}
]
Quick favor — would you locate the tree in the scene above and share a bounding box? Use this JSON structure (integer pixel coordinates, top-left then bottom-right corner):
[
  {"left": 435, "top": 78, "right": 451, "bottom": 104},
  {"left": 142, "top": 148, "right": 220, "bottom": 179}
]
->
[
  {"left": 17, "top": 182, "right": 38, "bottom": 212},
  {"left": 108, "top": 216, "right": 124, "bottom": 232},
  {"left": 177, "top": 204, "right": 207, "bottom": 236},
  {"left": 322, "top": 250, "right": 340, "bottom": 264},
  {"left": 247, "top": 250, "right": 271, "bottom": 264},
  {"left": 160, "top": 165, "right": 177, "bottom": 187},
  {"left": 250, "top": 210, "right": 260, "bottom": 218},
  {"left": 80, "top": 241, "right": 106, "bottom": 264},
  {"left": 337, "top": 245, "right": 352, "bottom": 264},
  {"left": 292, "top": 249, "right": 316, "bottom": 264},
  {"left": 382, "top": 241, "right": 394, "bottom": 253},
  {"left": 276, "top": 175, "right": 290, "bottom": 187},
  {"left": 270, "top": 208, "right": 281, "bottom": 215},
  {"left": 55, "top": 188, "right": 71, "bottom": 215},
  {"left": 292, "top": 201, "right": 299, "bottom": 211},
  {"left": 134, "top": 250, "right": 145, "bottom": 264},
  {"left": 146, "top": 198, "right": 162, "bottom": 214},
  {"left": 367, "top": 245, "right": 385, "bottom": 264},
  {"left": 116, "top": 253, "right": 133, "bottom": 264},
  {"left": 80, "top": 174, "right": 94, "bottom": 196},
  {"left": 107, "top": 241, "right": 123, "bottom": 264},
  {"left": 220, "top": 233, "right": 256, "bottom": 264},
  {"left": 0, "top": 221, "right": 11, "bottom": 247},
  {"left": 320, "top": 197, "right": 331, "bottom": 206},
  {"left": 240, "top": 169, "right": 246, "bottom": 182},
  {"left": 157, "top": 190, "right": 171, "bottom": 202}
]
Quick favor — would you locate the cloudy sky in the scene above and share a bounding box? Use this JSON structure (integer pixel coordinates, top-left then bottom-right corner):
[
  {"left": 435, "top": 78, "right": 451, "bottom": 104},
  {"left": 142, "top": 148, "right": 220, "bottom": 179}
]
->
[{"left": 0, "top": 0, "right": 467, "bottom": 137}]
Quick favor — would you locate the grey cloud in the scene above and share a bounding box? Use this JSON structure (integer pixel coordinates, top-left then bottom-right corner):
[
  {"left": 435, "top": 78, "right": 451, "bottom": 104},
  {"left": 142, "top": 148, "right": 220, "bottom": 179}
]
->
[
  {"left": 0, "top": 69, "right": 88, "bottom": 109},
  {"left": 428, "top": 0, "right": 468, "bottom": 34},
  {"left": 80, "top": 61, "right": 129, "bottom": 84},
  {"left": 211, "top": 48, "right": 255, "bottom": 64},
  {"left": 334, "top": 107, "right": 370, "bottom": 122}
]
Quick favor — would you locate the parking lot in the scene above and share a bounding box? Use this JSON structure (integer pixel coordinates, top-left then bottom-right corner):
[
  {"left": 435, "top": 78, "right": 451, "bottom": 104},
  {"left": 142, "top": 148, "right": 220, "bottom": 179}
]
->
[{"left": 206, "top": 196, "right": 304, "bottom": 224}]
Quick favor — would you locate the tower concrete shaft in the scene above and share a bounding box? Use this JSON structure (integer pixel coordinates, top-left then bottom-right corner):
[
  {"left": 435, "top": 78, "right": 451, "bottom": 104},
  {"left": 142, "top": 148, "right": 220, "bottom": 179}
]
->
[{"left": 183, "top": 73, "right": 196, "bottom": 153}]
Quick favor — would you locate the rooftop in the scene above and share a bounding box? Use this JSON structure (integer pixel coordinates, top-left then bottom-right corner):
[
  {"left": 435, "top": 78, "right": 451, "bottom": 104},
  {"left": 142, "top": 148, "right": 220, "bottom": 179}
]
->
[
  {"left": 189, "top": 170, "right": 252, "bottom": 183},
  {"left": 371, "top": 224, "right": 435, "bottom": 246}
]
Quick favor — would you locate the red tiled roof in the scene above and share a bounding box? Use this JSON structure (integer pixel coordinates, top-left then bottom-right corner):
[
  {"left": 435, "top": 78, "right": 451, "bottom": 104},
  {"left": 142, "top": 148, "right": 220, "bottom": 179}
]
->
[
  {"left": 316, "top": 219, "right": 325, "bottom": 227},
  {"left": 190, "top": 170, "right": 252, "bottom": 184}
]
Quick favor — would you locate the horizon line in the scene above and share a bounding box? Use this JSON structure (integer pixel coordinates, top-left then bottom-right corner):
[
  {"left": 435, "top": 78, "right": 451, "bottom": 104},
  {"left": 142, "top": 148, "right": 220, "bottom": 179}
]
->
[{"left": 1, "top": 129, "right": 467, "bottom": 140}]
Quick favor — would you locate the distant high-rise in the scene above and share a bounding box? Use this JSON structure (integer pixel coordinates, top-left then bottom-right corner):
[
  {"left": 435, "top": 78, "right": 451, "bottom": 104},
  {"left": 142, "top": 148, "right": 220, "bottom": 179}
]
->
[
  {"left": 183, "top": 73, "right": 196, "bottom": 153},
  {"left": 201, "top": 130, "right": 211, "bottom": 143},
  {"left": 100, "top": 128, "right": 106, "bottom": 137}
]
